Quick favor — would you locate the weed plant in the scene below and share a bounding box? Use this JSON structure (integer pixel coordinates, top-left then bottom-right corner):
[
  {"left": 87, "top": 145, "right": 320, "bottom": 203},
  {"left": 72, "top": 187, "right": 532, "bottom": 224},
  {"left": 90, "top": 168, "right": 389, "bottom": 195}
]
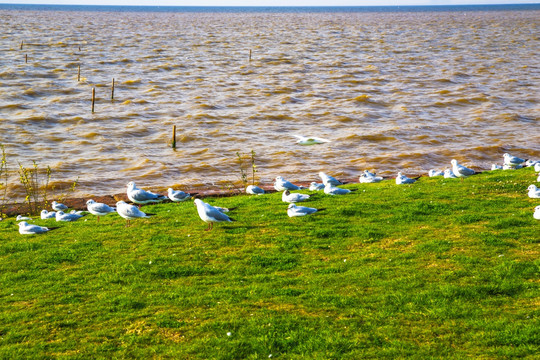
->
[
  {"left": 236, "top": 150, "right": 258, "bottom": 190},
  {"left": 0, "top": 167, "right": 538, "bottom": 359},
  {"left": 0, "top": 146, "right": 7, "bottom": 217},
  {"left": 17, "top": 161, "right": 52, "bottom": 216}
]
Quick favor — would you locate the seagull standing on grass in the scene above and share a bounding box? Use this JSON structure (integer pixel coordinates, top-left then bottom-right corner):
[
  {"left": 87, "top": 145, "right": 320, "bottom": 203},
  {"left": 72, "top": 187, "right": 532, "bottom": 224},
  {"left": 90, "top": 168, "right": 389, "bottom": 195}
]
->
[
  {"left": 246, "top": 185, "right": 265, "bottom": 195},
  {"left": 127, "top": 181, "right": 167, "bottom": 207},
  {"left": 116, "top": 201, "right": 155, "bottom": 227},
  {"left": 18, "top": 221, "right": 57, "bottom": 235},
  {"left": 167, "top": 188, "right": 193, "bottom": 202},
  {"left": 451, "top": 159, "right": 476, "bottom": 179},
  {"left": 86, "top": 199, "right": 116, "bottom": 222},
  {"left": 503, "top": 153, "right": 527, "bottom": 167},
  {"left": 287, "top": 203, "right": 325, "bottom": 217},
  {"left": 282, "top": 190, "right": 310, "bottom": 203},
  {"left": 527, "top": 185, "right": 540, "bottom": 199},
  {"left": 51, "top": 201, "right": 68, "bottom": 212},
  {"left": 274, "top": 176, "right": 303, "bottom": 191},
  {"left": 395, "top": 172, "right": 419, "bottom": 185},
  {"left": 194, "top": 198, "right": 234, "bottom": 231},
  {"left": 319, "top": 172, "right": 344, "bottom": 186}
]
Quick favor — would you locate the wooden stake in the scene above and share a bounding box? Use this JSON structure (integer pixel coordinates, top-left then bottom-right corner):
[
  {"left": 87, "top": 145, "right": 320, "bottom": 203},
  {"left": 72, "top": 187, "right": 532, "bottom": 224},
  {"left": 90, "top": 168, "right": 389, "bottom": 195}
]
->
[
  {"left": 111, "top": 78, "right": 115, "bottom": 100},
  {"left": 172, "top": 125, "right": 176, "bottom": 149},
  {"left": 77, "top": 65, "right": 80, "bottom": 82},
  {"left": 25, "top": 54, "right": 27, "bottom": 63},
  {"left": 249, "top": 49, "right": 252, "bottom": 62},
  {"left": 20, "top": 40, "right": 23, "bottom": 50},
  {"left": 91, "top": 88, "right": 95, "bottom": 113}
]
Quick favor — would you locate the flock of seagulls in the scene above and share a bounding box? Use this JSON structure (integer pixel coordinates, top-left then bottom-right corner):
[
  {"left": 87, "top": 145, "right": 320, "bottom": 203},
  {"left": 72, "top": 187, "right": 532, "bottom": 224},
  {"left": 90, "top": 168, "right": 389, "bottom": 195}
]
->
[{"left": 13, "top": 152, "right": 540, "bottom": 234}]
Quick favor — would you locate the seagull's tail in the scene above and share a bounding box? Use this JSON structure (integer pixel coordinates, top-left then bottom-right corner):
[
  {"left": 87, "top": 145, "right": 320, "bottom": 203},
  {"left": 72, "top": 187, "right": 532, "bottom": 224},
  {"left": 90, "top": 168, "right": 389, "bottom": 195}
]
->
[
  {"left": 317, "top": 208, "right": 326, "bottom": 213},
  {"left": 144, "top": 213, "right": 156, "bottom": 217}
]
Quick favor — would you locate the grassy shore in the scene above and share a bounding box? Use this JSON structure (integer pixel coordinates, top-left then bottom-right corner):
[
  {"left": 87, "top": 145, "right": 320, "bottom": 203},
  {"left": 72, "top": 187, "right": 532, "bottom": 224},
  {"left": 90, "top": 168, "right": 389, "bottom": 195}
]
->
[{"left": 0, "top": 168, "right": 538, "bottom": 359}]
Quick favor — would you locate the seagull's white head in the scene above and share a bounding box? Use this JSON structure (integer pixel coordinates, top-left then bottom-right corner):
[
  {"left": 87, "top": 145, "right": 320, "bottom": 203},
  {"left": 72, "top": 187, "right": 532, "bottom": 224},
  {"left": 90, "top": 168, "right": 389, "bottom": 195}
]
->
[
  {"left": 18, "top": 221, "right": 28, "bottom": 227},
  {"left": 194, "top": 198, "right": 203, "bottom": 207},
  {"left": 535, "top": 205, "right": 540, "bottom": 211},
  {"left": 275, "top": 176, "right": 283, "bottom": 182},
  {"left": 115, "top": 201, "right": 126, "bottom": 207},
  {"left": 86, "top": 199, "right": 95, "bottom": 205},
  {"left": 287, "top": 203, "right": 296, "bottom": 209},
  {"left": 127, "top": 181, "right": 136, "bottom": 190},
  {"left": 167, "top": 188, "right": 173, "bottom": 194},
  {"left": 283, "top": 190, "right": 290, "bottom": 195},
  {"left": 397, "top": 172, "right": 403, "bottom": 177},
  {"left": 451, "top": 159, "right": 458, "bottom": 166},
  {"left": 528, "top": 185, "right": 538, "bottom": 191},
  {"left": 503, "top": 153, "right": 510, "bottom": 158},
  {"left": 41, "top": 210, "right": 48, "bottom": 215}
]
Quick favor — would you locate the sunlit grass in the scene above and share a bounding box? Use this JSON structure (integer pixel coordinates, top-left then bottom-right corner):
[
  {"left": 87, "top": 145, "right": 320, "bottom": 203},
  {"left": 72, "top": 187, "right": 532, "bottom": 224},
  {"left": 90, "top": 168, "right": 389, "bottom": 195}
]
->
[{"left": 0, "top": 168, "right": 538, "bottom": 358}]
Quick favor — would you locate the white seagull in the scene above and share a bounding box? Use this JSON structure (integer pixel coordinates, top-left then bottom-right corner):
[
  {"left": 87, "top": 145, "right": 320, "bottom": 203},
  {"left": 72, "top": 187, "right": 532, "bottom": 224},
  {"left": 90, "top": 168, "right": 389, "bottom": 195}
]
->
[
  {"left": 274, "top": 176, "right": 303, "bottom": 191},
  {"left": 18, "top": 221, "right": 56, "bottom": 235},
  {"left": 428, "top": 169, "right": 444, "bottom": 177},
  {"left": 324, "top": 183, "right": 353, "bottom": 195},
  {"left": 287, "top": 203, "right": 325, "bottom": 217},
  {"left": 51, "top": 201, "right": 68, "bottom": 212},
  {"left": 503, "top": 153, "right": 527, "bottom": 167},
  {"left": 282, "top": 190, "right": 310, "bottom": 203},
  {"left": 16, "top": 215, "right": 32, "bottom": 221},
  {"left": 395, "top": 172, "right": 419, "bottom": 185},
  {"left": 491, "top": 164, "right": 503, "bottom": 170},
  {"left": 359, "top": 170, "right": 383, "bottom": 183},
  {"left": 451, "top": 159, "right": 476, "bottom": 179},
  {"left": 194, "top": 198, "right": 233, "bottom": 231},
  {"left": 127, "top": 181, "right": 167, "bottom": 207},
  {"left": 444, "top": 169, "right": 458, "bottom": 179},
  {"left": 525, "top": 160, "right": 539, "bottom": 167},
  {"left": 293, "top": 135, "right": 330, "bottom": 145},
  {"left": 535, "top": 163, "right": 540, "bottom": 172},
  {"left": 41, "top": 210, "right": 56, "bottom": 219},
  {"left": 527, "top": 185, "right": 540, "bottom": 199},
  {"left": 319, "top": 171, "right": 344, "bottom": 186},
  {"left": 56, "top": 211, "right": 85, "bottom": 222},
  {"left": 246, "top": 185, "right": 265, "bottom": 195},
  {"left": 116, "top": 200, "right": 155, "bottom": 227},
  {"left": 86, "top": 199, "right": 116, "bottom": 222},
  {"left": 534, "top": 205, "right": 540, "bottom": 220},
  {"left": 309, "top": 182, "right": 325, "bottom": 191},
  {"left": 167, "top": 188, "right": 193, "bottom": 202}
]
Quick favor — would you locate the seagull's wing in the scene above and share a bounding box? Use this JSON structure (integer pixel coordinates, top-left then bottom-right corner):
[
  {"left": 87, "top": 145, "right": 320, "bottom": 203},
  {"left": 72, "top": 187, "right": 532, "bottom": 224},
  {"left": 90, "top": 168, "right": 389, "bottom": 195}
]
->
[{"left": 203, "top": 203, "right": 232, "bottom": 222}]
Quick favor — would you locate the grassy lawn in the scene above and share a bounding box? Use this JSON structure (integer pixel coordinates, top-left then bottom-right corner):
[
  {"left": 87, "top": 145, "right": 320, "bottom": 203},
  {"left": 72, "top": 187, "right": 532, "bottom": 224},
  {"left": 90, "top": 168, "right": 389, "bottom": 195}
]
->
[{"left": 0, "top": 168, "right": 538, "bottom": 359}]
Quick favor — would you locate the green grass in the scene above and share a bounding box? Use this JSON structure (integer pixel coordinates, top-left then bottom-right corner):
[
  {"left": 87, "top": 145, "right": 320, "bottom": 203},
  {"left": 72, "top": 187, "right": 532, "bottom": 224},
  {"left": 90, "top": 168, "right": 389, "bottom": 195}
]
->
[{"left": 0, "top": 168, "right": 539, "bottom": 359}]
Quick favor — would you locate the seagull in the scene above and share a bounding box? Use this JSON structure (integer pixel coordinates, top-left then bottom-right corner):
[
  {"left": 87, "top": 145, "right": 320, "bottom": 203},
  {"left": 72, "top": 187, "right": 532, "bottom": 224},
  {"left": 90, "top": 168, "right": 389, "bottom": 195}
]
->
[
  {"left": 428, "top": 169, "right": 444, "bottom": 177},
  {"left": 534, "top": 205, "right": 540, "bottom": 220},
  {"left": 287, "top": 203, "right": 325, "bottom": 217},
  {"left": 70, "top": 210, "right": 86, "bottom": 215},
  {"left": 324, "top": 183, "right": 354, "bottom": 195},
  {"left": 167, "top": 188, "right": 193, "bottom": 202},
  {"left": 16, "top": 215, "right": 32, "bottom": 221},
  {"left": 116, "top": 200, "right": 155, "bottom": 227},
  {"left": 319, "top": 171, "right": 344, "bottom": 186},
  {"left": 194, "top": 198, "right": 233, "bottom": 231},
  {"left": 444, "top": 169, "right": 458, "bottom": 179},
  {"left": 503, "top": 153, "right": 527, "bottom": 167},
  {"left": 491, "top": 164, "right": 503, "bottom": 170},
  {"left": 86, "top": 199, "right": 116, "bottom": 222},
  {"left": 282, "top": 190, "right": 310, "bottom": 203},
  {"left": 527, "top": 185, "right": 540, "bottom": 199},
  {"left": 525, "top": 160, "right": 539, "bottom": 167},
  {"left": 127, "top": 181, "right": 167, "bottom": 207},
  {"left": 51, "top": 201, "right": 68, "bottom": 212},
  {"left": 535, "top": 163, "right": 540, "bottom": 172},
  {"left": 395, "top": 172, "right": 419, "bottom": 185},
  {"left": 359, "top": 170, "right": 383, "bottom": 183},
  {"left": 309, "top": 182, "right": 325, "bottom": 191},
  {"left": 503, "top": 163, "right": 522, "bottom": 170},
  {"left": 274, "top": 176, "right": 303, "bottom": 191},
  {"left": 56, "top": 211, "right": 86, "bottom": 222},
  {"left": 18, "top": 221, "right": 57, "bottom": 235},
  {"left": 293, "top": 135, "right": 330, "bottom": 145},
  {"left": 246, "top": 185, "right": 265, "bottom": 195},
  {"left": 537, "top": 173, "right": 540, "bottom": 183},
  {"left": 40, "top": 210, "right": 56, "bottom": 219},
  {"left": 451, "top": 159, "right": 476, "bottom": 179}
]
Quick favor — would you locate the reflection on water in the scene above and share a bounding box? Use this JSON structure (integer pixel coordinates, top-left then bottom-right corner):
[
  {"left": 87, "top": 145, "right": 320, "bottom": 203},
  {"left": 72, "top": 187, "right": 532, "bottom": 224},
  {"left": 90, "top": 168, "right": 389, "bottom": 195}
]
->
[{"left": 0, "top": 8, "right": 539, "bottom": 197}]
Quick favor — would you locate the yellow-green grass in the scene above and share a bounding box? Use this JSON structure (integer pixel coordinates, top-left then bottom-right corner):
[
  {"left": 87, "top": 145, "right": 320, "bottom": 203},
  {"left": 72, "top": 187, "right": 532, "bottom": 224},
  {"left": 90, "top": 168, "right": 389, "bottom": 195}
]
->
[{"left": 0, "top": 168, "right": 538, "bottom": 359}]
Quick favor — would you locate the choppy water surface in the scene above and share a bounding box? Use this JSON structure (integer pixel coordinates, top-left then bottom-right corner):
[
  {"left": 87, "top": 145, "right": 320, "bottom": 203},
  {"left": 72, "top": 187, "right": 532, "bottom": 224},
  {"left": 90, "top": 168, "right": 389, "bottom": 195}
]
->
[{"left": 1, "top": 8, "right": 539, "bottom": 197}]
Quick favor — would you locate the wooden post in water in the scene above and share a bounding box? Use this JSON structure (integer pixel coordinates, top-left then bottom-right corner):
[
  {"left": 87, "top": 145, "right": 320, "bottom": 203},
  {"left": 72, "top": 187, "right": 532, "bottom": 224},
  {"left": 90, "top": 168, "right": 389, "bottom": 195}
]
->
[
  {"left": 25, "top": 54, "right": 27, "bottom": 63},
  {"left": 249, "top": 49, "right": 252, "bottom": 62},
  {"left": 171, "top": 125, "right": 176, "bottom": 149},
  {"left": 77, "top": 65, "right": 80, "bottom": 82},
  {"left": 111, "top": 78, "right": 115, "bottom": 101},
  {"left": 20, "top": 40, "right": 23, "bottom": 50},
  {"left": 91, "top": 88, "right": 95, "bottom": 113}
]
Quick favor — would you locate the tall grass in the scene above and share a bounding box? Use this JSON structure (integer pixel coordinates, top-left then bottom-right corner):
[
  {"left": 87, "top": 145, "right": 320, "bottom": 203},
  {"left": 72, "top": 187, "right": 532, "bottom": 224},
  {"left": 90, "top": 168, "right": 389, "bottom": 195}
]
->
[
  {"left": 0, "top": 145, "right": 7, "bottom": 217},
  {"left": 17, "top": 161, "right": 52, "bottom": 215}
]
